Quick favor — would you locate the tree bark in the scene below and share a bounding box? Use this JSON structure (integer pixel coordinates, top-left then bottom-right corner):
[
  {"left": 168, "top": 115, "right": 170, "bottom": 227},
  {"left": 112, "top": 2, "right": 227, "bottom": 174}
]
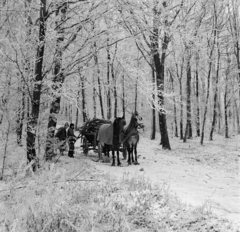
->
[
  {"left": 111, "top": 43, "right": 118, "bottom": 118},
  {"left": 224, "top": 86, "right": 229, "bottom": 138},
  {"left": 228, "top": 3, "right": 240, "bottom": 129},
  {"left": 122, "top": 74, "right": 125, "bottom": 117},
  {"left": 106, "top": 37, "right": 111, "bottom": 119},
  {"left": 112, "top": 63, "right": 117, "bottom": 118},
  {"left": 224, "top": 50, "right": 231, "bottom": 138},
  {"left": 75, "top": 77, "right": 81, "bottom": 128},
  {"left": 200, "top": 27, "right": 217, "bottom": 145},
  {"left": 81, "top": 74, "right": 87, "bottom": 122},
  {"left": 94, "top": 41, "right": 104, "bottom": 119},
  {"left": 195, "top": 54, "right": 200, "bottom": 137},
  {"left": 92, "top": 74, "right": 97, "bottom": 118},
  {"left": 152, "top": 17, "right": 171, "bottom": 149},
  {"left": 16, "top": 80, "right": 25, "bottom": 146},
  {"left": 75, "top": 106, "right": 79, "bottom": 128},
  {"left": 169, "top": 70, "right": 178, "bottom": 137},
  {"left": 69, "top": 104, "right": 72, "bottom": 122},
  {"left": 16, "top": 0, "right": 32, "bottom": 146},
  {"left": 45, "top": 3, "right": 66, "bottom": 160},
  {"left": 179, "top": 79, "right": 183, "bottom": 140},
  {"left": 234, "top": 99, "right": 240, "bottom": 134},
  {"left": 27, "top": 0, "right": 47, "bottom": 170},
  {"left": 176, "top": 56, "right": 184, "bottom": 140},
  {"left": 183, "top": 49, "right": 192, "bottom": 142},
  {"left": 150, "top": 62, "right": 156, "bottom": 140},
  {"left": 134, "top": 75, "right": 138, "bottom": 113},
  {"left": 209, "top": 46, "right": 220, "bottom": 140}
]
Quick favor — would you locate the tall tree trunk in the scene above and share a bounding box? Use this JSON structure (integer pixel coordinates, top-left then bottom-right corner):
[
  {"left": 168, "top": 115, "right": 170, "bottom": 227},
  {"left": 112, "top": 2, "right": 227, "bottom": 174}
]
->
[
  {"left": 183, "top": 50, "right": 192, "bottom": 142},
  {"left": 150, "top": 63, "right": 156, "bottom": 140},
  {"left": 200, "top": 16, "right": 217, "bottom": 145},
  {"left": 169, "top": 70, "right": 178, "bottom": 137},
  {"left": 111, "top": 43, "right": 118, "bottom": 118},
  {"left": 224, "top": 50, "right": 231, "bottom": 138},
  {"left": 45, "top": 3, "right": 66, "bottom": 160},
  {"left": 195, "top": 54, "right": 200, "bottom": 137},
  {"left": 27, "top": 0, "right": 47, "bottom": 170},
  {"left": 217, "top": 100, "right": 221, "bottom": 133},
  {"left": 94, "top": 41, "right": 104, "bottom": 119},
  {"left": 224, "top": 87, "right": 229, "bottom": 138},
  {"left": 16, "top": 80, "right": 25, "bottom": 146},
  {"left": 75, "top": 107, "right": 79, "bottom": 128},
  {"left": 200, "top": 47, "right": 216, "bottom": 145},
  {"left": 229, "top": 3, "right": 240, "bottom": 127},
  {"left": 153, "top": 10, "right": 171, "bottom": 149},
  {"left": 112, "top": 63, "right": 117, "bottom": 118},
  {"left": 122, "top": 74, "right": 125, "bottom": 117},
  {"left": 134, "top": 75, "right": 138, "bottom": 113},
  {"left": 106, "top": 37, "right": 111, "bottom": 119},
  {"left": 65, "top": 104, "right": 68, "bottom": 118},
  {"left": 234, "top": 99, "right": 240, "bottom": 134},
  {"left": 179, "top": 78, "right": 183, "bottom": 139},
  {"left": 209, "top": 46, "right": 220, "bottom": 140},
  {"left": 69, "top": 104, "right": 72, "bottom": 122},
  {"left": 27, "top": 91, "right": 30, "bottom": 121},
  {"left": 81, "top": 74, "right": 87, "bottom": 122},
  {"left": 92, "top": 75, "right": 97, "bottom": 118},
  {"left": 16, "top": 0, "right": 32, "bottom": 145},
  {"left": 75, "top": 78, "right": 81, "bottom": 128},
  {"left": 177, "top": 56, "right": 184, "bottom": 140}
]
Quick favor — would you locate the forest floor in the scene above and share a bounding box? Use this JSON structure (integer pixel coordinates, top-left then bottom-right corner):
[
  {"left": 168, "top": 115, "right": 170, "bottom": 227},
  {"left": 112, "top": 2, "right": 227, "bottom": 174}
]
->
[
  {"left": 0, "top": 132, "right": 239, "bottom": 231},
  {"left": 74, "top": 133, "right": 240, "bottom": 224}
]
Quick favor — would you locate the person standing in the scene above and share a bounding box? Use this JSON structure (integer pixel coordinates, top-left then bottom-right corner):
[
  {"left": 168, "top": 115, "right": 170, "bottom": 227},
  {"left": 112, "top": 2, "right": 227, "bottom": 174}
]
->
[
  {"left": 67, "top": 123, "right": 77, "bottom": 158},
  {"left": 55, "top": 122, "right": 69, "bottom": 155}
]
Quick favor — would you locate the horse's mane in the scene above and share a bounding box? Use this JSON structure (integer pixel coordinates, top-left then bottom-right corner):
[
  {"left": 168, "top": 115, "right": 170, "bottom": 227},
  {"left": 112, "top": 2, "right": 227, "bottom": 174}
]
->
[
  {"left": 113, "top": 117, "right": 122, "bottom": 135},
  {"left": 124, "top": 114, "right": 137, "bottom": 135},
  {"left": 112, "top": 117, "right": 125, "bottom": 144}
]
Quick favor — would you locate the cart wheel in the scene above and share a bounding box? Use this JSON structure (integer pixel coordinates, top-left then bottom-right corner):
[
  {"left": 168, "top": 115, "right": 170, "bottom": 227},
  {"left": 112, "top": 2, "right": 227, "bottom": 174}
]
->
[{"left": 83, "top": 136, "right": 88, "bottom": 155}]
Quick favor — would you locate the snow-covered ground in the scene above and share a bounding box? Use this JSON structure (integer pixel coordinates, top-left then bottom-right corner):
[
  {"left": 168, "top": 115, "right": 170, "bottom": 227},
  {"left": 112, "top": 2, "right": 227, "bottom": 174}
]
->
[
  {"left": 74, "top": 133, "right": 240, "bottom": 225},
  {"left": 0, "top": 132, "right": 239, "bottom": 228}
]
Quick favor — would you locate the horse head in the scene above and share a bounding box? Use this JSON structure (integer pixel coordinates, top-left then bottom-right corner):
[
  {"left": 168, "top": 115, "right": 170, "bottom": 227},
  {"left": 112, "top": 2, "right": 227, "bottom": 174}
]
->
[{"left": 132, "top": 111, "right": 143, "bottom": 129}]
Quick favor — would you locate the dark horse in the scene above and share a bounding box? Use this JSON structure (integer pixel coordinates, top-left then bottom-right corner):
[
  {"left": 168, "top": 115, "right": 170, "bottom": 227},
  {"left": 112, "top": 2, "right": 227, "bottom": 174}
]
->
[
  {"left": 97, "top": 116, "right": 126, "bottom": 166},
  {"left": 123, "top": 112, "right": 143, "bottom": 165}
]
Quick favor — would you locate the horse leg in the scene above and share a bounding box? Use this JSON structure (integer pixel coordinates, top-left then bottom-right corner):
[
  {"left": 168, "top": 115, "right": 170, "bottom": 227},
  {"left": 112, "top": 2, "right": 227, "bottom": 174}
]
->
[
  {"left": 134, "top": 144, "right": 139, "bottom": 165},
  {"left": 111, "top": 149, "right": 115, "bottom": 166},
  {"left": 102, "top": 144, "right": 106, "bottom": 156},
  {"left": 127, "top": 145, "right": 131, "bottom": 165},
  {"left": 122, "top": 143, "right": 127, "bottom": 160},
  {"left": 117, "top": 147, "right": 121, "bottom": 166},
  {"left": 131, "top": 145, "right": 134, "bottom": 164},
  {"left": 106, "top": 144, "right": 109, "bottom": 157}
]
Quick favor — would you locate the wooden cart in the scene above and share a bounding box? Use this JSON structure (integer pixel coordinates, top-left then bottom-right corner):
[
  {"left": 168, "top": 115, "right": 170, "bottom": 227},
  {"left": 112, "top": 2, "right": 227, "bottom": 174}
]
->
[{"left": 78, "top": 118, "right": 111, "bottom": 155}]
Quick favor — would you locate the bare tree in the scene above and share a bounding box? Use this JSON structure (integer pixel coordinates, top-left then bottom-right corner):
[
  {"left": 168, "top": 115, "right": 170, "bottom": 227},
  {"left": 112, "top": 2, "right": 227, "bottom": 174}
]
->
[
  {"left": 46, "top": 3, "right": 67, "bottom": 160},
  {"left": 106, "top": 37, "right": 112, "bottom": 119},
  {"left": 169, "top": 69, "right": 178, "bottom": 137},
  {"left": 94, "top": 41, "right": 105, "bottom": 119},
  {"left": 150, "top": 59, "right": 156, "bottom": 140},
  {"left": 200, "top": 5, "right": 217, "bottom": 145},
  {"left": 26, "top": 0, "right": 47, "bottom": 170}
]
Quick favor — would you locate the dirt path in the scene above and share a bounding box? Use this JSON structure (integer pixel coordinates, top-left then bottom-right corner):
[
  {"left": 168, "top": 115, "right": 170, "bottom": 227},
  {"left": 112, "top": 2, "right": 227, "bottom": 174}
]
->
[{"left": 75, "top": 134, "right": 240, "bottom": 225}]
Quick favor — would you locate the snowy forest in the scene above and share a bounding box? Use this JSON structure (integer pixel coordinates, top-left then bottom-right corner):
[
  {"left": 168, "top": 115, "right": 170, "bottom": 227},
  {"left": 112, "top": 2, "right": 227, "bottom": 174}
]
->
[
  {"left": 0, "top": 0, "right": 239, "bottom": 162},
  {"left": 0, "top": 0, "right": 240, "bottom": 231}
]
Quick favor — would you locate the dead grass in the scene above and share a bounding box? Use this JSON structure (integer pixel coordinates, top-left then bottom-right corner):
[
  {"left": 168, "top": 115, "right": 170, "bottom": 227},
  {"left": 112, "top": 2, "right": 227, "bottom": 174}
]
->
[{"left": 0, "top": 161, "right": 239, "bottom": 232}]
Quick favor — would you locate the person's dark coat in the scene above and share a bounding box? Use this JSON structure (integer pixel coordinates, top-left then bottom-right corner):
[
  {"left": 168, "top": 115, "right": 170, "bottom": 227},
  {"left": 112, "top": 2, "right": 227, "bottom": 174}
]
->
[
  {"left": 67, "top": 128, "right": 76, "bottom": 142},
  {"left": 55, "top": 127, "right": 67, "bottom": 141}
]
